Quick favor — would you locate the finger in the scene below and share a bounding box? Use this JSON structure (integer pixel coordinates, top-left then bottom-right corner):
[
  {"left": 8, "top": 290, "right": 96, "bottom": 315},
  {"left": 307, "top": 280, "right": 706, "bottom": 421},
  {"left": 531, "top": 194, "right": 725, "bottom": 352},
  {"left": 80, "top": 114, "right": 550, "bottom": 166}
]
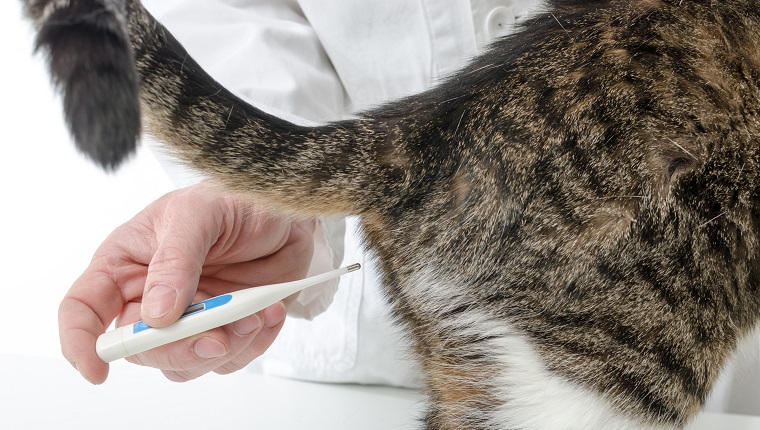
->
[
  {"left": 125, "top": 326, "right": 231, "bottom": 376},
  {"left": 59, "top": 299, "right": 108, "bottom": 384},
  {"left": 141, "top": 204, "right": 222, "bottom": 327},
  {"left": 202, "top": 195, "right": 294, "bottom": 265},
  {"left": 215, "top": 302, "right": 288, "bottom": 375},
  {"left": 126, "top": 311, "right": 265, "bottom": 381},
  {"left": 148, "top": 302, "right": 286, "bottom": 381},
  {"left": 198, "top": 221, "right": 315, "bottom": 296},
  {"left": 154, "top": 314, "right": 265, "bottom": 382},
  {"left": 121, "top": 291, "right": 229, "bottom": 371},
  {"left": 59, "top": 268, "right": 125, "bottom": 384},
  {"left": 185, "top": 312, "right": 266, "bottom": 378}
]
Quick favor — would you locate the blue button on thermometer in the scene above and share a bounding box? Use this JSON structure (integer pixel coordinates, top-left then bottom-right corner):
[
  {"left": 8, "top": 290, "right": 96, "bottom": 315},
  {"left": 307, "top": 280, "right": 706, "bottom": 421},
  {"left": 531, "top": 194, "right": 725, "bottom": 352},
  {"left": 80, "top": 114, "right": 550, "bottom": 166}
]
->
[{"left": 96, "top": 264, "right": 361, "bottom": 363}]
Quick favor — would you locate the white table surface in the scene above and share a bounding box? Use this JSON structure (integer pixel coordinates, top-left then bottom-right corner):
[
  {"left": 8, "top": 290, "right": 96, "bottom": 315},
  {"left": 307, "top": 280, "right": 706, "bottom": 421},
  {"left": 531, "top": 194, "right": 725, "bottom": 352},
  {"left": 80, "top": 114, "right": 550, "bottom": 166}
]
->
[
  {"left": 2, "top": 354, "right": 758, "bottom": 430},
  {"left": 1, "top": 354, "right": 423, "bottom": 430}
]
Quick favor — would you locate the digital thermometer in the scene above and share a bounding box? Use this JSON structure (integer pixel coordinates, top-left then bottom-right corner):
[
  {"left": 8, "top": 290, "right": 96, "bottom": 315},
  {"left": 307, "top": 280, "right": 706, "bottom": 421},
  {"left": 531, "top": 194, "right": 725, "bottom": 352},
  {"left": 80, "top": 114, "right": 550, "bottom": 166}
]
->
[{"left": 96, "top": 264, "right": 361, "bottom": 362}]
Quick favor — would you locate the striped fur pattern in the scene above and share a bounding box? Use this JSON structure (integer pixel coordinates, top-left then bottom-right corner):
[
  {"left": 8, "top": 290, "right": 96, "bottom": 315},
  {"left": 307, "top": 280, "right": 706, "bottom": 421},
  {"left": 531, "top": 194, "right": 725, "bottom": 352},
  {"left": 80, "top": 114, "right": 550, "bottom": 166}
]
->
[{"left": 23, "top": 0, "right": 760, "bottom": 428}]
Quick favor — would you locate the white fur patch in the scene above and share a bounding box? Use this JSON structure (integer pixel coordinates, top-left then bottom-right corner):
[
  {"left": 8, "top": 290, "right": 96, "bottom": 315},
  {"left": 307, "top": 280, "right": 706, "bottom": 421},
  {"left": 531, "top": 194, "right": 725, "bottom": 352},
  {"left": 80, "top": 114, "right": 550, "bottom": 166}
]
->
[
  {"left": 489, "top": 325, "right": 673, "bottom": 430},
  {"left": 405, "top": 269, "right": 672, "bottom": 429}
]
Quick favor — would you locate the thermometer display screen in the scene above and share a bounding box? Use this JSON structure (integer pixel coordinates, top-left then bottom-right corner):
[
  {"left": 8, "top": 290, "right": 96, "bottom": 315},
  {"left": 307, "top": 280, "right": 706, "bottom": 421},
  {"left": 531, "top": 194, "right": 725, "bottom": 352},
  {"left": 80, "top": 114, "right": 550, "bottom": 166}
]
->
[{"left": 181, "top": 303, "right": 206, "bottom": 318}]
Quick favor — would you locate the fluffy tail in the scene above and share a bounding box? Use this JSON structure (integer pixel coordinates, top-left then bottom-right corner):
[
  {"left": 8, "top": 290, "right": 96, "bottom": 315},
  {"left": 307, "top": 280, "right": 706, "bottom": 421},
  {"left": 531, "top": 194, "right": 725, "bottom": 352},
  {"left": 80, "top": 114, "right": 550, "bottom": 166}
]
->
[
  {"left": 26, "top": 0, "right": 444, "bottom": 217},
  {"left": 24, "top": 0, "right": 141, "bottom": 170}
]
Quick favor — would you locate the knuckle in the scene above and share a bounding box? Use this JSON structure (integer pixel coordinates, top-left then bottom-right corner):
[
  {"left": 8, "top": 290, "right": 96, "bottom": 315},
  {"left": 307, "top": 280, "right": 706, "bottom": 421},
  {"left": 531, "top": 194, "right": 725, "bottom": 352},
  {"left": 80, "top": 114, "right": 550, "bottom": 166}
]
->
[
  {"left": 150, "top": 245, "right": 200, "bottom": 276},
  {"left": 125, "top": 354, "right": 145, "bottom": 366}
]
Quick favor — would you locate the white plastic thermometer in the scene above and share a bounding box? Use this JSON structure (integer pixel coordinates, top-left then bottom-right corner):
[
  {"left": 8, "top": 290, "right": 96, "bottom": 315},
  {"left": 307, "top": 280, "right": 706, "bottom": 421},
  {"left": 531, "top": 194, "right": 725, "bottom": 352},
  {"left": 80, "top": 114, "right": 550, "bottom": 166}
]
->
[{"left": 96, "top": 263, "right": 361, "bottom": 362}]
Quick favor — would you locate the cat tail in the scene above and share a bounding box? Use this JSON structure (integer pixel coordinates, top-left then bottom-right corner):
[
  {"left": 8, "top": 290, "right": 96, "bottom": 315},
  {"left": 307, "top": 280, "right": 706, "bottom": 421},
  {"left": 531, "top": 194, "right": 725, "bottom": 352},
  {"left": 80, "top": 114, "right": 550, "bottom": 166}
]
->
[
  {"left": 23, "top": 0, "right": 141, "bottom": 170},
  {"left": 124, "top": 3, "right": 429, "bottom": 217},
  {"left": 25, "top": 0, "right": 431, "bottom": 217}
]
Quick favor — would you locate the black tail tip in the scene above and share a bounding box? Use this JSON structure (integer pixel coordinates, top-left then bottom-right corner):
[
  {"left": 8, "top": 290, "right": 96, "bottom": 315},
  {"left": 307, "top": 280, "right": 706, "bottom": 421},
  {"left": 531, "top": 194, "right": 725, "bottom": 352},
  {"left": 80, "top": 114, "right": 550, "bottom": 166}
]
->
[
  {"left": 64, "top": 65, "right": 141, "bottom": 171},
  {"left": 71, "top": 121, "right": 140, "bottom": 172},
  {"left": 35, "top": 1, "right": 141, "bottom": 171}
]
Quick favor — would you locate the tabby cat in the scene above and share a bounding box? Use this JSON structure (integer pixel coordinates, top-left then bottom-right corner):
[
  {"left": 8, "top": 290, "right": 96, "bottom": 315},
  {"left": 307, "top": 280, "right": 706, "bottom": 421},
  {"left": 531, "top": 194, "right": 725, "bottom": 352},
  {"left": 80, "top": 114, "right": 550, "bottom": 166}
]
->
[{"left": 22, "top": 0, "right": 760, "bottom": 428}]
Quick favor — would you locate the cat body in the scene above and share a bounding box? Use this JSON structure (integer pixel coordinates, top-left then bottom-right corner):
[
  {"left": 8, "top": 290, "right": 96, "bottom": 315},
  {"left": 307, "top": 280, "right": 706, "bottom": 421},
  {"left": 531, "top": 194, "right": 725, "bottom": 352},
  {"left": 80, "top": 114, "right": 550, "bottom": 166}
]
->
[{"left": 22, "top": 0, "right": 760, "bottom": 428}]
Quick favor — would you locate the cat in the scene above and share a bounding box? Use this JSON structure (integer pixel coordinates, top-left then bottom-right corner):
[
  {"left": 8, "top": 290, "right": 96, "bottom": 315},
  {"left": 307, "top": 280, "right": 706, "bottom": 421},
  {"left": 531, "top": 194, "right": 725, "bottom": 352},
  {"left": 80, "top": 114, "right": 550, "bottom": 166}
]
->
[{"left": 22, "top": 0, "right": 760, "bottom": 428}]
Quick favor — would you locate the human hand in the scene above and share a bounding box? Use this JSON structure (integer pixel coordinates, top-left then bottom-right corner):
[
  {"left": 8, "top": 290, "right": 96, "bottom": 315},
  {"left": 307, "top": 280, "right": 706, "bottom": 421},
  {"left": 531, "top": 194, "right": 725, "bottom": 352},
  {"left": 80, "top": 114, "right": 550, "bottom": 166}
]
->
[{"left": 59, "top": 182, "right": 315, "bottom": 384}]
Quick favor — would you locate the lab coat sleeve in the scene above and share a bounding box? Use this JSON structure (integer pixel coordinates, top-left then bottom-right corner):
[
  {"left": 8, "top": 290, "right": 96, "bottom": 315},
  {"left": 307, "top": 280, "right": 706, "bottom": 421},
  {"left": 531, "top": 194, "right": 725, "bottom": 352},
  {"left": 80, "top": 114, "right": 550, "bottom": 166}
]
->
[
  {"left": 289, "top": 216, "right": 347, "bottom": 320},
  {"left": 141, "top": 0, "right": 348, "bottom": 320}
]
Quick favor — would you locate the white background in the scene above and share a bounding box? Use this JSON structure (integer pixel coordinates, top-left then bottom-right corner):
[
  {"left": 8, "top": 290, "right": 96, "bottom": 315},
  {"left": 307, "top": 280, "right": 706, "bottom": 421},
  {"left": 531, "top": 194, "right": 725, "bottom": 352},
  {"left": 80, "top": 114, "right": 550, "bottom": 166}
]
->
[{"left": 0, "top": 0, "right": 175, "bottom": 358}]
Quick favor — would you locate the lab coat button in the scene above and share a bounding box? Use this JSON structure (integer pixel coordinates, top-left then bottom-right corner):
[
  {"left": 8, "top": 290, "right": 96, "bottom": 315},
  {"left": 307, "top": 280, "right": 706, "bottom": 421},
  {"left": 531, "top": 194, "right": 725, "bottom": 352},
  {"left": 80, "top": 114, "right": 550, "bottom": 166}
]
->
[{"left": 485, "top": 6, "right": 516, "bottom": 41}]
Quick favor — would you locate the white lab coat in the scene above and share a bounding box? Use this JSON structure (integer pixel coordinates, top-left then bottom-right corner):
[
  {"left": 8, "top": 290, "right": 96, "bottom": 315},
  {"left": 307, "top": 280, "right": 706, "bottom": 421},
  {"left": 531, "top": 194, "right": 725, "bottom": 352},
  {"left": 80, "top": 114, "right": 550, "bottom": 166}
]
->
[{"left": 141, "top": 0, "right": 760, "bottom": 415}]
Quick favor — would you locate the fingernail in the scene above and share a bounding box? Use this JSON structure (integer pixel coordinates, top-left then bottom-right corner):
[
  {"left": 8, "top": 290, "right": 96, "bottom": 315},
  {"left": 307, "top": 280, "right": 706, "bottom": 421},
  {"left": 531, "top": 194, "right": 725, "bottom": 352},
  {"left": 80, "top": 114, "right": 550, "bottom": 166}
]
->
[
  {"left": 193, "top": 337, "right": 227, "bottom": 359},
  {"left": 233, "top": 314, "right": 262, "bottom": 336},
  {"left": 264, "top": 301, "right": 287, "bottom": 328},
  {"left": 142, "top": 285, "right": 177, "bottom": 319},
  {"left": 74, "top": 362, "right": 98, "bottom": 385}
]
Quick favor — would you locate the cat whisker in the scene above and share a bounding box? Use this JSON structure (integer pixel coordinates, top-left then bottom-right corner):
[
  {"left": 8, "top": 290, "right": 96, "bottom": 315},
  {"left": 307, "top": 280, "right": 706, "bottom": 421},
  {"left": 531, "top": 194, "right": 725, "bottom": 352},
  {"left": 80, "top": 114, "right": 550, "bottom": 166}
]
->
[
  {"left": 442, "top": 94, "right": 468, "bottom": 104},
  {"left": 467, "top": 63, "right": 502, "bottom": 75},
  {"left": 699, "top": 212, "right": 726, "bottom": 229},
  {"left": 225, "top": 105, "right": 234, "bottom": 128},
  {"left": 455, "top": 110, "right": 467, "bottom": 135},
  {"left": 665, "top": 137, "right": 699, "bottom": 161},
  {"left": 596, "top": 195, "right": 649, "bottom": 201},
  {"left": 550, "top": 13, "right": 575, "bottom": 44}
]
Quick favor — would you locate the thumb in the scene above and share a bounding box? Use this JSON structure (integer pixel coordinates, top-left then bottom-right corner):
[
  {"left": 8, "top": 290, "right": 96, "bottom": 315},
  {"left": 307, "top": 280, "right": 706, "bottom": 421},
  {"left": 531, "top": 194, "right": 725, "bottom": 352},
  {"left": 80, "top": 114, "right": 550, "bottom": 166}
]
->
[{"left": 141, "top": 224, "right": 216, "bottom": 328}]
